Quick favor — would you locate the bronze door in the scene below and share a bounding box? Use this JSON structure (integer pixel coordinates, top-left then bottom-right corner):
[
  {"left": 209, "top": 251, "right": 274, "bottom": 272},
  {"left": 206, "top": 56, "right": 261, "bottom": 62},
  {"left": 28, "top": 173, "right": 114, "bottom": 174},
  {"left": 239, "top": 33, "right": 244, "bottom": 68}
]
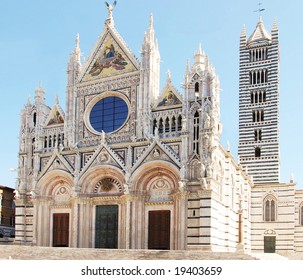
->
[
  {"left": 148, "top": 210, "right": 171, "bottom": 250},
  {"left": 53, "top": 213, "right": 69, "bottom": 247},
  {"left": 264, "top": 236, "right": 276, "bottom": 253},
  {"left": 95, "top": 205, "right": 118, "bottom": 248}
]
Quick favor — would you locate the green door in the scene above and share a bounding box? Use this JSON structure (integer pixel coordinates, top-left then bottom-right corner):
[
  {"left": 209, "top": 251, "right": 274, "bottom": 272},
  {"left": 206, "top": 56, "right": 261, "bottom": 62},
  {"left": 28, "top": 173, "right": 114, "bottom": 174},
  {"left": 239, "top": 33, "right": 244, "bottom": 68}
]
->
[
  {"left": 264, "top": 236, "right": 276, "bottom": 253},
  {"left": 95, "top": 205, "right": 118, "bottom": 248}
]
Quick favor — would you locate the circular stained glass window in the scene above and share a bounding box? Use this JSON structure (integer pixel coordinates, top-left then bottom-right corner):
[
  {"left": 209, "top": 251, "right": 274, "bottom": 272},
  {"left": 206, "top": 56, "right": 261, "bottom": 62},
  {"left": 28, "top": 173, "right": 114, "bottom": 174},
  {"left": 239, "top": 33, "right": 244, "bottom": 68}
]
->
[{"left": 89, "top": 96, "right": 128, "bottom": 133}]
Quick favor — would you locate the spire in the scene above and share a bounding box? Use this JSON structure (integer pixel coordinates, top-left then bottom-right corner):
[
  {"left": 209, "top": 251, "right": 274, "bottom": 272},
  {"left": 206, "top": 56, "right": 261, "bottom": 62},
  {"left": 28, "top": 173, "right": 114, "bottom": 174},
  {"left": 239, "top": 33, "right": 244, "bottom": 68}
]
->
[
  {"left": 186, "top": 59, "right": 190, "bottom": 74},
  {"left": 227, "top": 141, "right": 230, "bottom": 152},
  {"left": 272, "top": 18, "right": 278, "bottom": 31},
  {"left": 258, "top": 15, "right": 263, "bottom": 24},
  {"left": 198, "top": 43, "right": 202, "bottom": 55},
  {"left": 55, "top": 95, "right": 59, "bottom": 105},
  {"left": 35, "top": 82, "right": 45, "bottom": 96},
  {"left": 148, "top": 13, "right": 155, "bottom": 42},
  {"left": 247, "top": 16, "right": 271, "bottom": 46},
  {"left": 155, "top": 38, "right": 159, "bottom": 52},
  {"left": 34, "top": 82, "right": 46, "bottom": 105},
  {"left": 74, "top": 33, "right": 81, "bottom": 63},
  {"left": 193, "top": 43, "right": 205, "bottom": 70},
  {"left": 27, "top": 95, "right": 31, "bottom": 106},
  {"left": 290, "top": 173, "right": 294, "bottom": 183},
  {"left": 241, "top": 24, "right": 246, "bottom": 37}
]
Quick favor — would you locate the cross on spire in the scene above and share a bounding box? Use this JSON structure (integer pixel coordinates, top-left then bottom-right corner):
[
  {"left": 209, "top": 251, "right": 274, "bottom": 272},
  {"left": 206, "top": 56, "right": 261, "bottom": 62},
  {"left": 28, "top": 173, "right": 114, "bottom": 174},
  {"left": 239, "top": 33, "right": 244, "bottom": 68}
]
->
[{"left": 254, "top": 2, "right": 265, "bottom": 14}]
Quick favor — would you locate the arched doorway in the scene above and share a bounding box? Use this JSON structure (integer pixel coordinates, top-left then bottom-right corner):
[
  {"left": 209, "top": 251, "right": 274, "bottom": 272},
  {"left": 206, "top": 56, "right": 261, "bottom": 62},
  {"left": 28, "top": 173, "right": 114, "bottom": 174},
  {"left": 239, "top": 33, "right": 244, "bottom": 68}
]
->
[
  {"left": 132, "top": 161, "right": 182, "bottom": 250},
  {"left": 79, "top": 165, "right": 125, "bottom": 249},
  {"left": 264, "top": 229, "right": 276, "bottom": 253},
  {"left": 36, "top": 170, "right": 73, "bottom": 247}
]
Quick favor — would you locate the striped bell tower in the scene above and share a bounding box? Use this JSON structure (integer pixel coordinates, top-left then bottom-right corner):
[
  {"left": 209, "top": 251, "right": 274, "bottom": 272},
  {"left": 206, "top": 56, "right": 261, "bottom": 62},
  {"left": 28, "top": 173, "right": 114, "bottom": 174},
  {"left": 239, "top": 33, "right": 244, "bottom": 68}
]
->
[{"left": 238, "top": 17, "right": 280, "bottom": 184}]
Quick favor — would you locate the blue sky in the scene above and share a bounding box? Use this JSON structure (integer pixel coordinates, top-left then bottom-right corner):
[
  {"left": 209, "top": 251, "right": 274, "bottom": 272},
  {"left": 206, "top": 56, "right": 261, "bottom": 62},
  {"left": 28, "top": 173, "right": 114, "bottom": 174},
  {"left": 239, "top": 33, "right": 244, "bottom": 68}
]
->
[{"left": 0, "top": 0, "right": 302, "bottom": 189}]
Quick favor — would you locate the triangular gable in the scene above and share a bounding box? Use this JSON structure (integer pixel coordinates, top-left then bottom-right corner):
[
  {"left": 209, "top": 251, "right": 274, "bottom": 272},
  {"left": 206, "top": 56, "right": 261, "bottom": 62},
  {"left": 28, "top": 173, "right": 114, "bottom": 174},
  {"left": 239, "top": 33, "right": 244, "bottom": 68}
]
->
[
  {"left": 79, "top": 142, "right": 125, "bottom": 177},
  {"left": 79, "top": 24, "right": 139, "bottom": 83},
  {"left": 39, "top": 153, "right": 74, "bottom": 180},
  {"left": 156, "top": 83, "right": 182, "bottom": 108},
  {"left": 45, "top": 104, "right": 65, "bottom": 127},
  {"left": 247, "top": 17, "right": 271, "bottom": 46},
  {"left": 131, "top": 139, "right": 181, "bottom": 173}
]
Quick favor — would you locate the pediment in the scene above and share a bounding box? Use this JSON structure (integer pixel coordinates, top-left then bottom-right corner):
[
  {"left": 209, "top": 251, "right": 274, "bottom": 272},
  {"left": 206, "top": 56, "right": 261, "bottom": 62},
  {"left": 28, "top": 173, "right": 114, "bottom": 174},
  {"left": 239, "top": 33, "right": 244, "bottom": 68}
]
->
[
  {"left": 79, "top": 142, "right": 126, "bottom": 176},
  {"left": 45, "top": 105, "right": 65, "bottom": 127},
  {"left": 156, "top": 83, "right": 182, "bottom": 108},
  {"left": 39, "top": 153, "right": 74, "bottom": 179},
  {"left": 132, "top": 139, "right": 181, "bottom": 173},
  {"left": 79, "top": 24, "right": 139, "bottom": 83}
]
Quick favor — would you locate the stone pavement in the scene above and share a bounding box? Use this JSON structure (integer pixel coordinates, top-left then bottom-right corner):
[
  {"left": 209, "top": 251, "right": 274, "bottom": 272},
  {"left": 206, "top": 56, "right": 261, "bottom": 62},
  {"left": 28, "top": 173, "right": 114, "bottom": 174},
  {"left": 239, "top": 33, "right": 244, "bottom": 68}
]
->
[{"left": 0, "top": 245, "right": 258, "bottom": 260}]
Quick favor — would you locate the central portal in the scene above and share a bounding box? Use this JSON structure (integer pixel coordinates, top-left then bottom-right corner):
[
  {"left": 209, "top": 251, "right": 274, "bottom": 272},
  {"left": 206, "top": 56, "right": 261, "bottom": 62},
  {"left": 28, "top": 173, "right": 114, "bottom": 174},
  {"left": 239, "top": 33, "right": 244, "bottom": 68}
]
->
[
  {"left": 148, "top": 210, "right": 171, "bottom": 250},
  {"left": 95, "top": 205, "right": 118, "bottom": 248}
]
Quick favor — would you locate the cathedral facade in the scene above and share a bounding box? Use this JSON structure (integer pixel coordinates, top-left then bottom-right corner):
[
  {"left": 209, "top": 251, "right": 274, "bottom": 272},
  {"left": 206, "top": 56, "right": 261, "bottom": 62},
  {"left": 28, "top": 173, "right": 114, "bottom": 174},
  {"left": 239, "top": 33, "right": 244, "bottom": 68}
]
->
[{"left": 14, "top": 6, "right": 303, "bottom": 254}]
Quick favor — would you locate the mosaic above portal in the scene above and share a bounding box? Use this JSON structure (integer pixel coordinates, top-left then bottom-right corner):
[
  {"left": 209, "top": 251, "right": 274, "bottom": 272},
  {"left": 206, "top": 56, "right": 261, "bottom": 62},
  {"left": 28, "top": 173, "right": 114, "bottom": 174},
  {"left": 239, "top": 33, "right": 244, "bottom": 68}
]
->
[{"left": 84, "top": 38, "right": 134, "bottom": 81}]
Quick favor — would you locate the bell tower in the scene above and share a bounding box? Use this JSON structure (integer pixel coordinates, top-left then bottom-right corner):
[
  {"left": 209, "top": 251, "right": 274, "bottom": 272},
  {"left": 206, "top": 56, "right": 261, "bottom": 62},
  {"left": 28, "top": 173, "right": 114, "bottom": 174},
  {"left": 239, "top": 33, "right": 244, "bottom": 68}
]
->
[{"left": 238, "top": 17, "right": 280, "bottom": 183}]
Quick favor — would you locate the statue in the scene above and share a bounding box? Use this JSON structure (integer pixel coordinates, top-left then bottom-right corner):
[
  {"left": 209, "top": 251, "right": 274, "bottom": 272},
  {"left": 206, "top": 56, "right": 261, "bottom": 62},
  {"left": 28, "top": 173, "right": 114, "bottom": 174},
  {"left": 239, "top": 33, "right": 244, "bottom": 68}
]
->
[
  {"left": 105, "top": 1, "right": 117, "bottom": 19},
  {"left": 154, "top": 127, "right": 159, "bottom": 139},
  {"left": 20, "top": 135, "right": 25, "bottom": 152},
  {"left": 101, "top": 130, "right": 106, "bottom": 144},
  {"left": 178, "top": 181, "right": 186, "bottom": 191},
  {"left": 204, "top": 113, "right": 211, "bottom": 128},
  {"left": 200, "top": 162, "right": 206, "bottom": 178}
]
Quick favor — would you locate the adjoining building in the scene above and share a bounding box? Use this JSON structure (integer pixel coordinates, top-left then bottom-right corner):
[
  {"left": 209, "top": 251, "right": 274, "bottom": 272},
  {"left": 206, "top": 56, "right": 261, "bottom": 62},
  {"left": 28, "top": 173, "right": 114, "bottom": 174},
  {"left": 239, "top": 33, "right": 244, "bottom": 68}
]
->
[
  {"left": 14, "top": 5, "right": 303, "bottom": 253},
  {"left": 0, "top": 185, "right": 15, "bottom": 237}
]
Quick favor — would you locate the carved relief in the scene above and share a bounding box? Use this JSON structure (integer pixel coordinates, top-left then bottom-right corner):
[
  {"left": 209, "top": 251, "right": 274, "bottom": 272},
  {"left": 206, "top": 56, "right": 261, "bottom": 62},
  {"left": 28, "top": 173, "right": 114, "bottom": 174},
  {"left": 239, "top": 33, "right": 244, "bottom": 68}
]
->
[
  {"left": 94, "top": 178, "right": 123, "bottom": 194},
  {"left": 41, "top": 157, "right": 51, "bottom": 170},
  {"left": 134, "top": 146, "right": 147, "bottom": 161},
  {"left": 97, "top": 152, "right": 109, "bottom": 163},
  {"left": 152, "top": 149, "right": 161, "bottom": 158},
  {"left": 54, "top": 185, "right": 71, "bottom": 202},
  {"left": 148, "top": 177, "right": 173, "bottom": 202}
]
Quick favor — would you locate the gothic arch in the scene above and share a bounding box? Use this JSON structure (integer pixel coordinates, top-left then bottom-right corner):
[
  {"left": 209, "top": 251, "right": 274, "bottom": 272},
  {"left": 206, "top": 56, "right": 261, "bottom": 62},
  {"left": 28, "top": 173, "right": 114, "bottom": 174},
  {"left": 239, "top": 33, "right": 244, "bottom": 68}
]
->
[
  {"left": 132, "top": 161, "right": 180, "bottom": 194},
  {"left": 79, "top": 165, "right": 125, "bottom": 194},
  {"left": 36, "top": 170, "right": 74, "bottom": 196},
  {"left": 263, "top": 195, "right": 277, "bottom": 222}
]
